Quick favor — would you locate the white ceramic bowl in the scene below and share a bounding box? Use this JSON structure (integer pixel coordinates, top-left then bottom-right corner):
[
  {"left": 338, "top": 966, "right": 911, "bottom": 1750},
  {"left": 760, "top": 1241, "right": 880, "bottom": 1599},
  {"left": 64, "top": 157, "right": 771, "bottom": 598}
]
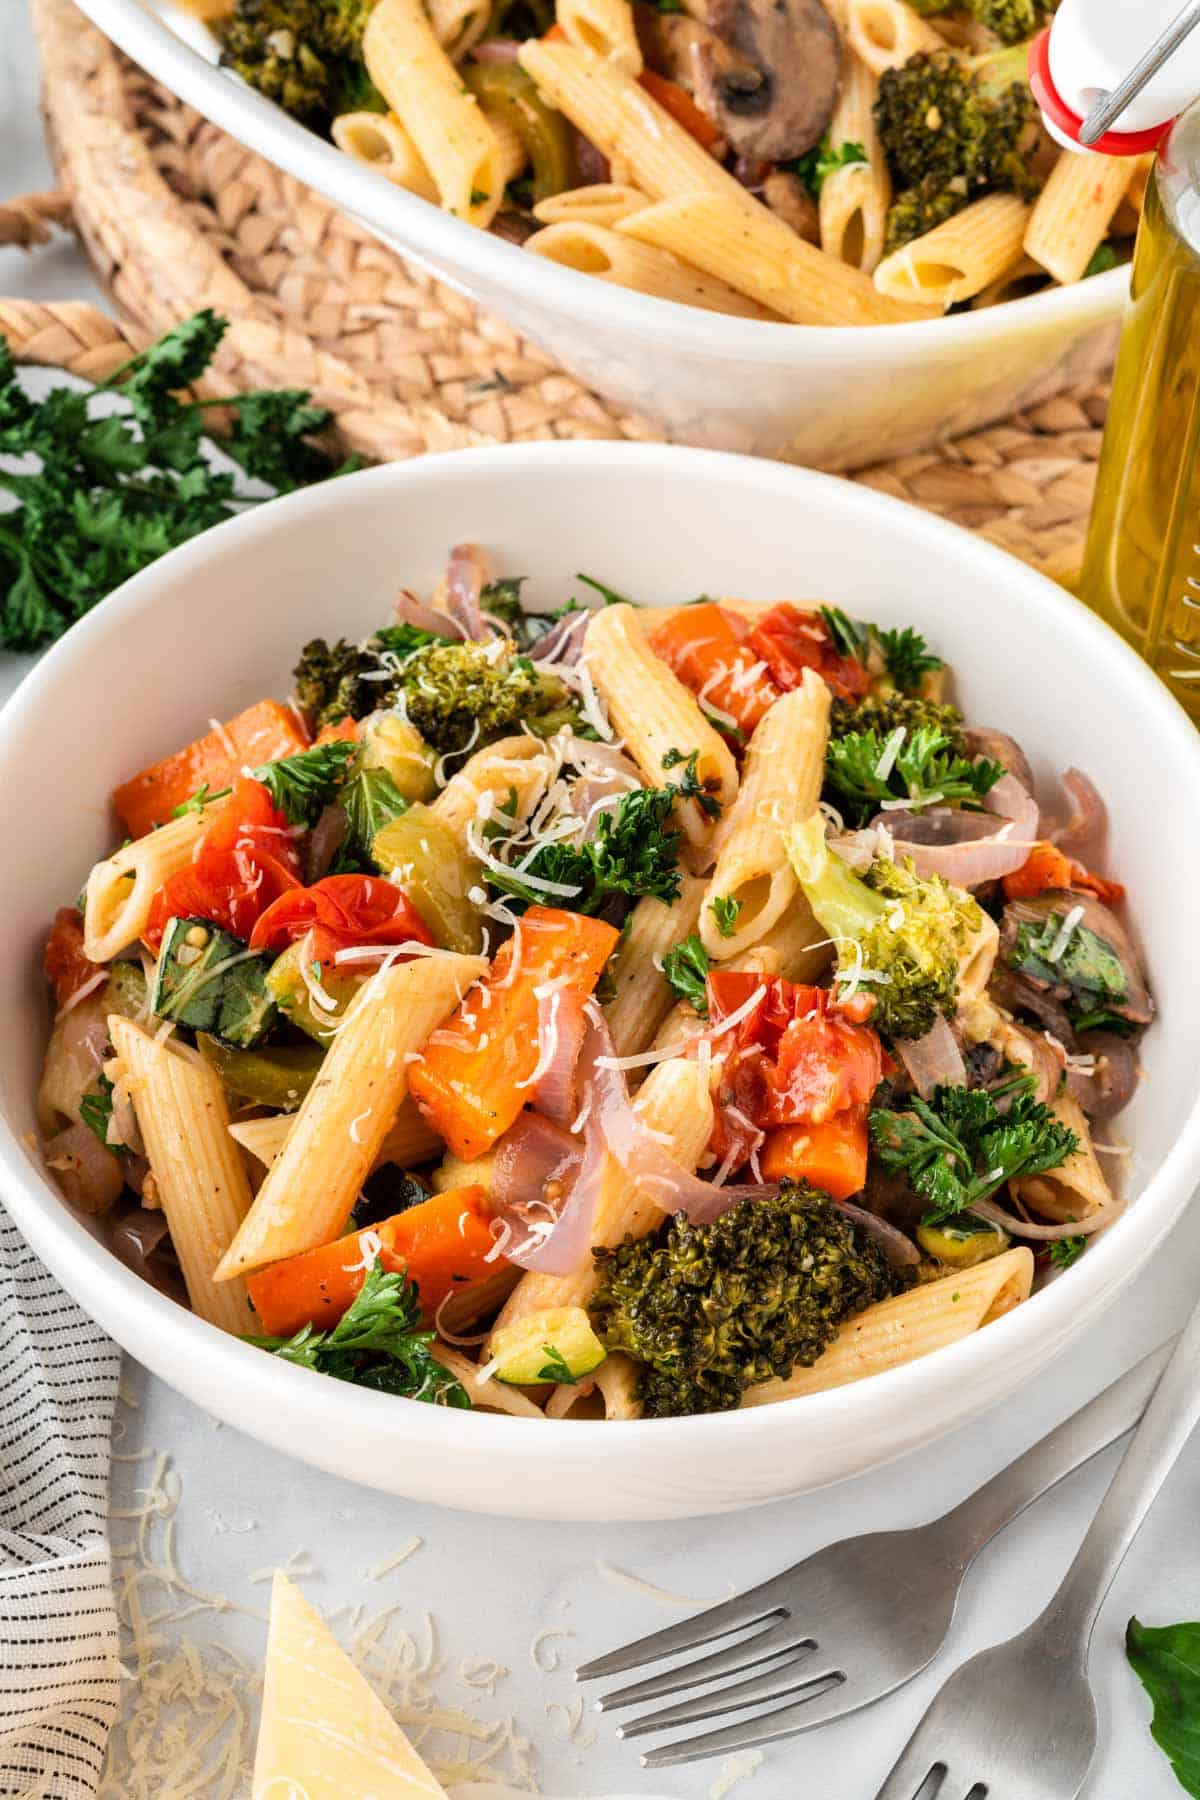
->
[
  {"left": 74, "top": 0, "right": 1127, "bottom": 470},
  {"left": 3, "top": 443, "right": 1199, "bottom": 1522}
]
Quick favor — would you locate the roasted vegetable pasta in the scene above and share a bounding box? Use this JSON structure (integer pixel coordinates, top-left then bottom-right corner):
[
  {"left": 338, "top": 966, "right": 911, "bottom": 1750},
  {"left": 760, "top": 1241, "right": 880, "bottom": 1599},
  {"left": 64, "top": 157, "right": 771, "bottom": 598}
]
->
[
  {"left": 38, "top": 545, "right": 1150, "bottom": 1420},
  {"left": 199, "top": 0, "right": 1133, "bottom": 325}
]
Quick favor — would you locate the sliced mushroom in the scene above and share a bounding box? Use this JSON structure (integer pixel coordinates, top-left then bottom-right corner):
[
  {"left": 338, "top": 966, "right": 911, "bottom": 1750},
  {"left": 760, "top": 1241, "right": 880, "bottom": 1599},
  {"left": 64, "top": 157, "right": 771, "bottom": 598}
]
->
[
  {"left": 999, "top": 889, "right": 1152, "bottom": 1028},
  {"left": 692, "top": 0, "right": 840, "bottom": 162},
  {"left": 761, "top": 169, "right": 820, "bottom": 241},
  {"left": 1066, "top": 1030, "right": 1140, "bottom": 1120}
]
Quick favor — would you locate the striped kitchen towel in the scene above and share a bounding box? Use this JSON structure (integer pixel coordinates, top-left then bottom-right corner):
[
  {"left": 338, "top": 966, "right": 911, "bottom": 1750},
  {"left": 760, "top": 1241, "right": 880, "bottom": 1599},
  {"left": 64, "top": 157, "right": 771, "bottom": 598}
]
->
[{"left": 0, "top": 1206, "right": 120, "bottom": 1799}]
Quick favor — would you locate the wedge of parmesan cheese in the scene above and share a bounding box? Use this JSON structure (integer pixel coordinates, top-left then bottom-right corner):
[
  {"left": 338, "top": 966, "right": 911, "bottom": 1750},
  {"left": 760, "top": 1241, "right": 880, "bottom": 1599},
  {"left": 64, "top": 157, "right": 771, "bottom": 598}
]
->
[{"left": 253, "top": 1571, "right": 450, "bottom": 1799}]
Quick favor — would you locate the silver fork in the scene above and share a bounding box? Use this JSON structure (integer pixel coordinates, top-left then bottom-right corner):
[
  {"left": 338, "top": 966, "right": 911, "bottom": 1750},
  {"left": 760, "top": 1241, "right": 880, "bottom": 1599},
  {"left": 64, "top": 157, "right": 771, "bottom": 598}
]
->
[
  {"left": 576, "top": 1342, "right": 1174, "bottom": 1770},
  {"left": 874, "top": 1298, "right": 1200, "bottom": 1800}
]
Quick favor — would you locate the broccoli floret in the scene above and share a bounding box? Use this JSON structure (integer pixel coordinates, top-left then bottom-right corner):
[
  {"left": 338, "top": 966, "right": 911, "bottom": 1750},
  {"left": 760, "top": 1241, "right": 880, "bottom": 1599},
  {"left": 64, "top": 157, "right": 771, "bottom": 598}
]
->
[
  {"left": 219, "top": 0, "right": 384, "bottom": 130},
  {"left": 590, "top": 1186, "right": 904, "bottom": 1417},
  {"left": 909, "top": 0, "right": 1055, "bottom": 46},
  {"left": 830, "top": 692, "right": 964, "bottom": 743},
  {"left": 399, "top": 641, "right": 573, "bottom": 754},
  {"left": 785, "top": 815, "right": 982, "bottom": 1041},
  {"left": 875, "top": 45, "right": 1039, "bottom": 251},
  {"left": 293, "top": 636, "right": 384, "bottom": 729}
]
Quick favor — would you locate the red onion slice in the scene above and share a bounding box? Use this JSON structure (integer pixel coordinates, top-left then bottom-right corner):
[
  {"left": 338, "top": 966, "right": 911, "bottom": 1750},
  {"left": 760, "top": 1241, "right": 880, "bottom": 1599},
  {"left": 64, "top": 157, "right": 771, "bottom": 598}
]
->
[
  {"left": 392, "top": 587, "right": 464, "bottom": 640},
  {"left": 533, "top": 608, "right": 591, "bottom": 666},
  {"left": 877, "top": 772, "right": 1040, "bottom": 888},
  {"left": 445, "top": 542, "right": 494, "bottom": 641},
  {"left": 43, "top": 1123, "right": 125, "bottom": 1216},
  {"left": 529, "top": 985, "right": 587, "bottom": 1125},
  {"left": 1049, "top": 768, "right": 1106, "bottom": 855},
  {"left": 491, "top": 1111, "right": 581, "bottom": 1213},
  {"left": 894, "top": 1015, "right": 965, "bottom": 1100},
  {"left": 971, "top": 1196, "right": 1126, "bottom": 1242},
  {"left": 470, "top": 35, "right": 521, "bottom": 59}
]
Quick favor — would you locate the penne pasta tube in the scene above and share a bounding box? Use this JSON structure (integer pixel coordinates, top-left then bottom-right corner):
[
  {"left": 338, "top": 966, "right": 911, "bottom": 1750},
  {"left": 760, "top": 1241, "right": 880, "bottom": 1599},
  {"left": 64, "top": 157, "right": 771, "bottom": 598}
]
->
[
  {"left": 956, "top": 909, "right": 1000, "bottom": 1008},
  {"left": 431, "top": 735, "right": 550, "bottom": 837},
  {"left": 616, "top": 192, "right": 936, "bottom": 325},
  {"left": 605, "top": 875, "right": 708, "bottom": 1058},
  {"left": 556, "top": 0, "right": 643, "bottom": 74},
  {"left": 752, "top": 902, "right": 832, "bottom": 983},
  {"left": 426, "top": 0, "right": 492, "bottom": 59},
  {"left": 582, "top": 604, "right": 738, "bottom": 844},
  {"left": 214, "top": 953, "right": 485, "bottom": 1280},
  {"left": 331, "top": 112, "right": 438, "bottom": 200},
  {"left": 1010, "top": 1096, "right": 1113, "bottom": 1223},
  {"left": 486, "top": 1056, "right": 713, "bottom": 1339},
  {"left": 229, "top": 1097, "right": 442, "bottom": 1172},
  {"left": 844, "top": 0, "right": 946, "bottom": 73},
  {"left": 742, "top": 1249, "right": 1034, "bottom": 1404},
  {"left": 363, "top": 0, "right": 504, "bottom": 225},
  {"left": 819, "top": 52, "right": 891, "bottom": 274},
  {"left": 525, "top": 223, "right": 777, "bottom": 318},
  {"left": 110, "top": 1020, "right": 253, "bottom": 1334},
  {"left": 873, "top": 195, "right": 1031, "bottom": 309},
  {"left": 1024, "top": 150, "right": 1136, "bottom": 286},
  {"left": 700, "top": 676, "right": 830, "bottom": 961},
  {"left": 83, "top": 800, "right": 229, "bottom": 963},
  {"left": 533, "top": 182, "right": 651, "bottom": 228}
]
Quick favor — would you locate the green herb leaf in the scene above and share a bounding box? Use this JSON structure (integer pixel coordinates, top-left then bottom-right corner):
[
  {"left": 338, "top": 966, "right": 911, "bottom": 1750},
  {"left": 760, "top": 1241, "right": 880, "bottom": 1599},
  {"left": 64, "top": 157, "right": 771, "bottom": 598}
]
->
[
  {"left": 820, "top": 606, "right": 870, "bottom": 662},
  {"left": 1127, "top": 1617, "right": 1200, "bottom": 1797},
  {"left": 248, "top": 1258, "right": 470, "bottom": 1406},
  {"left": 873, "top": 624, "right": 944, "bottom": 693},
  {"left": 790, "top": 135, "right": 869, "bottom": 197},
  {"left": 869, "top": 1078, "right": 1079, "bottom": 1227},
  {"left": 1048, "top": 1234, "right": 1087, "bottom": 1269},
  {"left": 537, "top": 1344, "right": 578, "bottom": 1384},
  {"left": 825, "top": 725, "right": 1003, "bottom": 827},
  {"left": 79, "top": 1075, "right": 116, "bottom": 1148},
  {"left": 336, "top": 766, "right": 410, "bottom": 871},
  {"left": 1085, "top": 242, "right": 1119, "bottom": 279},
  {"left": 575, "top": 572, "right": 635, "bottom": 608},
  {"left": 662, "top": 932, "right": 710, "bottom": 1018},
  {"left": 710, "top": 895, "right": 742, "bottom": 940},
  {"left": 662, "top": 746, "right": 723, "bottom": 818},
  {"left": 486, "top": 782, "right": 683, "bottom": 913},
  {"left": 253, "top": 737, "right": 358, "bottom": 828}
]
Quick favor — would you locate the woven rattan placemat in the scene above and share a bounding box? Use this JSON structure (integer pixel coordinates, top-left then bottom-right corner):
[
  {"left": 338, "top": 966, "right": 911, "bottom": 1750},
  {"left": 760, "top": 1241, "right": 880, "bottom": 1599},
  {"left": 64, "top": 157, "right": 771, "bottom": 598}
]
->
[{"left": 4, "top": 0, "right": 1108, "bottom": 581}]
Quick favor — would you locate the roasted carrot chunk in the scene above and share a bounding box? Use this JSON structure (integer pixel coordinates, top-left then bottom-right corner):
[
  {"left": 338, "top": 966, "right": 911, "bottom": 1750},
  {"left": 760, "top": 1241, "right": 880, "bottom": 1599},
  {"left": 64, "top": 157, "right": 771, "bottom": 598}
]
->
[
  {"left": 759, "top": 1107, "right": 869, "bottom": 1201},
  {"left": 113, "top": 699, "right": 309, "bottom": 838},
  {"left": 245, "top": 1185, "right": 498, "bottom": 1336},
  {"left": 648, "top": 603, "right": 781, "bottom": 738},
  {"left": 408, "top": 906, "right": 619, "bottom": 1161}
]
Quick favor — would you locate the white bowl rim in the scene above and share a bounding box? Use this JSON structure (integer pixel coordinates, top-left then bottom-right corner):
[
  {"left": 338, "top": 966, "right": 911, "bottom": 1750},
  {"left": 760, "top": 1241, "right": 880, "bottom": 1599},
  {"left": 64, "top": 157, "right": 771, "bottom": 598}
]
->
[
  {"left": 77, "top": 0, "right": 1130, "bottom": 365},
  {"left": 4, "top": 441, "right": 1199, "bottom": 1474}
]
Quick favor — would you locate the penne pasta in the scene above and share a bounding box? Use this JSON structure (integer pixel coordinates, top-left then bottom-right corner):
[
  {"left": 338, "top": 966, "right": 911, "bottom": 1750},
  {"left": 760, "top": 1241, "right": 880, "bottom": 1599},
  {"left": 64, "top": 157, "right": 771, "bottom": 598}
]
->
[
  {"left": 819, "top": 51, "right": 891, "bottom": 275},
  {"left": 486, "top": 1056, "right": 713, "bottom": 1340},
  {"left": 430, "top": 734, "right": 551, "bottom": 837},
  {"left": 742, "top": 1250, "right": 1035, "bottom": 1404},
  {"left": 556, "top": 0, "right": 643, "bottom": 75},
  {"left": 83, "top": 802, "right": 228, "bottom": 963},
  {"left": 331, "top": 112, "right": 438, "bottom": 200},
  {"left": 874, "top": 195, "right": 1032, "bottom": 310},
  {"left": 533, "top": 183, "right": 651, "bottom": 228},
  {"left": 700, "top": 675, "right": 829, "bottom": 961},
  {"left": 1024, "top": 151, "right": 1136, "bottom": 287},
  {"left": 956, "top": 910, "right": 1000, "bottom": 1008},
  {"left": 214, "top": 953, "right": 485, "bottom": 1281},
  {"left": 110, "top": 1019, "right": 254, "bottom": 1334},
  {"left": 426, "top": 0, "right": 493, "bottom": 60},
  {"left": 1011, "top": 1096, "right": 1113, "bottom": 1222},
  {"left": 582, "top": 603, "right": 738, "bottom": 844},
  {"left": 525, "top": 222, "right": 777, "bottom": 318},
  {"left": 363, "top": 0, "right": 504, "bottom": 225},
  {"left": 843, "top": 0, "right": 946, "bottom": 73},
  {"left": 605, "top": 875, "right": 708, "bottom": 1058},
  {"left": 617, "top": 192, "right": 937, "bottom": 327},
  {"left": 229, "top": 1097, "right": 442, "bottom": 1172}
]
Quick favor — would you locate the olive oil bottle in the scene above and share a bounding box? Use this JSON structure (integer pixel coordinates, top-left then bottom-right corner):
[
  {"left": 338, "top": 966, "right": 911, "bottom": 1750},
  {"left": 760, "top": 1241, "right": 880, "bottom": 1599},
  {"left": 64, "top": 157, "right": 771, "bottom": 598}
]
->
[{"left": 1077, "top": 114, "right": 1200, "bottom": 721}]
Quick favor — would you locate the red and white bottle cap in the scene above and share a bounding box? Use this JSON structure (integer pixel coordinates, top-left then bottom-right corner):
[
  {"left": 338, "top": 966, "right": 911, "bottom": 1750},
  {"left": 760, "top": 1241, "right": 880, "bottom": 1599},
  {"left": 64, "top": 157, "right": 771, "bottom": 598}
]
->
[{"left": 1029, "top": 0, "right": 1200, "bottom": 156}]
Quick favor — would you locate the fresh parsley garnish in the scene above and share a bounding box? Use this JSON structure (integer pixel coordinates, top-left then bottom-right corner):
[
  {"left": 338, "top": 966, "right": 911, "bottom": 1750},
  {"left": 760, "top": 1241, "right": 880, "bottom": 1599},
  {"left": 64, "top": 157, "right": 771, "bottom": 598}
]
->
[
  {"left": 255, "top": 738, "right": 358, "bottom": 828},
  {"left": 874, "top": 625, "right": 943, "bottom": 694},
  {"left": 0, "top": 310, "right": 350, "bottom": 651},
  {"left": 710, "top": 895, "right": 742, "bottom": 940},
  {"left": 662, "top": 747, "right": 723, "bottom": 818},
  {"left": 1048, "top": 1234, "right": 1087, "bottom": 1269},
  {"left": 375, "top": 621, "right": 442, "bottom": 660},
  {"left": 79, "top": 1075, "right": 116, "bottom": 1148},
  {"left": 662, "top": 932, "right": 710, "bottom": 1018},
  {"left": 790, "top": 135, "right": 868, "bottom": 197},
  {"left": 1007, "top": 914, "right": 1129, "bottom": 1021},
  {"left": 537, "top": 1344, "right": 578, "bottom": 1384},
  {"left": 335, "top": 766, "right": 410, "bottom": 872},
  {"left": 487, "top": 784, "right": 683, "bottom": 913},
  {"left": 1085, "top": 242, "right": 1119, "bottom": 279},
  {"left": 869, "top": 1077, "right": 1079, "bottom": 1228},
  {"left": 248, "top": 1259, "right": 470, "bottom": 1406},
  {"left": 824, "top": 725, "right": 1003, "bottom": 827}
]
